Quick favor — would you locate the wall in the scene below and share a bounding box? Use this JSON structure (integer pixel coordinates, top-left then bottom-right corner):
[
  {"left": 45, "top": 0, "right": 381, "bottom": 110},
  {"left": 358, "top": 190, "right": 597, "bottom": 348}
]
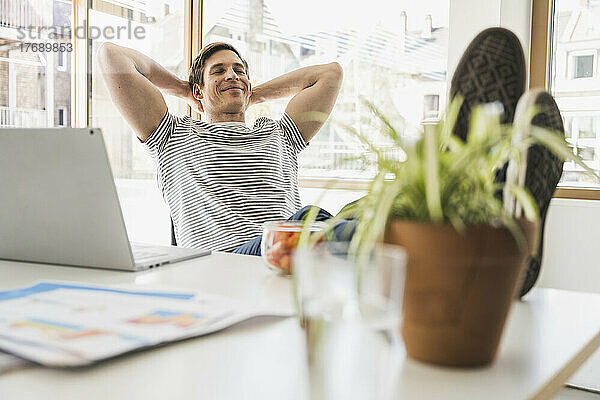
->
[{"left": 539, "top": 199, "right": 600, "bottom": 293}]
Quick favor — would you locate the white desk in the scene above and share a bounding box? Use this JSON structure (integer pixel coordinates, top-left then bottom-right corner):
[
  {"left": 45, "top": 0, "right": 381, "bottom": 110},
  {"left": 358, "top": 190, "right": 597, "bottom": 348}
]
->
[{"left": 0, "top": 253, "right": 599, "bottom": 400}]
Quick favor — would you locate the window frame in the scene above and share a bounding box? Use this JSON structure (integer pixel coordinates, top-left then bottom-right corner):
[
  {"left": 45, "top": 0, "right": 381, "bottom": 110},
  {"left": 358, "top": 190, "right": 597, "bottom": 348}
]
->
[{"left": 532, "top": 0, "right": 600, "bottom": 200}]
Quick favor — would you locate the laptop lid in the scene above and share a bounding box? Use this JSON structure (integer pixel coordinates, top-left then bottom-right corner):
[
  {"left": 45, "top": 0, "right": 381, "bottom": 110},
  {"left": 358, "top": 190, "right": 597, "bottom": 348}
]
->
[{"left": 0, "top": 128, "right": 137, "bottom": 270}]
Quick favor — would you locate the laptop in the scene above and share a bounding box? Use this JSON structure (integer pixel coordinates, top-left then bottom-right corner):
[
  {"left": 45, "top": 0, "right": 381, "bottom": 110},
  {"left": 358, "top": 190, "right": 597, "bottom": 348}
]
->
[{"left": 0, "top": 127, "right": 210, "bottom": 271}]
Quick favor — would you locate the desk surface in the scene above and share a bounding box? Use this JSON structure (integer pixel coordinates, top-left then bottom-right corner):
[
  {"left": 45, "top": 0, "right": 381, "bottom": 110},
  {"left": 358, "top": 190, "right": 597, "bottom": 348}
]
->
[{"left": 0, "top": 253, "right": 599, "bottom": 400}]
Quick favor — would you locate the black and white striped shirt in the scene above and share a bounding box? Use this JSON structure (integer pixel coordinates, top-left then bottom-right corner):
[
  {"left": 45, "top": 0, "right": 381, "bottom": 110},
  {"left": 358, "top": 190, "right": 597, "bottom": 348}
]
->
[{"left": 142, "top": 111, "right": 307, "bottom": 251}]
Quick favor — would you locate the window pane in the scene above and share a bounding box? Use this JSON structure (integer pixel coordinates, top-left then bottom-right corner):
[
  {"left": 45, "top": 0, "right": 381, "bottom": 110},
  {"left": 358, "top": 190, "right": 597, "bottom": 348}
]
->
[
  {"left": 89, "top": 0, "right": 187, "bottom": 180},
  {"left": 574, "top": 54, "right": 594, "bottom": 78},
  {"left": 577, "top": 117, "right": 596, "bottom": 138},
  {"left": 88, "top": 0, "right": 187, "bottom": 244},
  {"left": 0, "top": 0, "right": 72, "bottom": 128},
  {"left": 203, "top": 0, "right": 449, "bottom": 180},
  {"left": 577, "top": 146, "right": 595, "bottom": 160},
  {"left": 550, "top": 0, "right": 600, "bottom": 188},
  {"left": 424, "top": 94, "right": 440, "bottom": 119}
]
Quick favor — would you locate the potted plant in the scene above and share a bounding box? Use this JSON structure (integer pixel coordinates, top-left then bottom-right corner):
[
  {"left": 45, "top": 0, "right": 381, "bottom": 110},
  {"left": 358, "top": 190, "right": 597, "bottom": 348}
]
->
[{"left": 305, "top": 97, "right": 597, "bottom": 367}]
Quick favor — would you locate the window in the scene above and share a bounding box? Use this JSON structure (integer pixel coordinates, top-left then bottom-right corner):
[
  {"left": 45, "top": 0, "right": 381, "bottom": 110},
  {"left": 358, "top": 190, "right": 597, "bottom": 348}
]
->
[
  {"left": 57, "top": 51, "right": 67, "bottom": 71},
  {"left": 575, "top": 117, "right": 596, "bottom": 139},
  {"left": 423, "top": 94, "right": 440, "bottom": 119},
  {"left": 57, "top": 107, "right": 66, "bottom": 126},
  {"left": 0, "top": 0, "right": 72, "bottom": 128},
  {"left": 578, "top": 146, "right": 595, "bottom": 161},
  {"left": 549, "top": 0, "right": 600, "bottom": 192},
  {"left": 203, "top": 0, "right": 449, "bottom": 181},
  {"left": 571, "top": 53, "right": 595, "bottom": 79},
  {"left": 89, "top": 0, "right": 188, "bottom": 180},
  {"left": 84, "top": 0, "right": 191, "bottom": 243}
]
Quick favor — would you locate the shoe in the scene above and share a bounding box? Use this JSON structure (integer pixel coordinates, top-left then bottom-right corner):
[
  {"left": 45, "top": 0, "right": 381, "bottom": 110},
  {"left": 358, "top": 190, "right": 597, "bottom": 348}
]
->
[
  {"left": 510, "top": 89, "right": 565, "bottom": 297},
  {"left": 450, "top": 27, "right": 526, "bottom": 141},
  {"left": 450, "top": 28, "right": 563, "bottom": 297}
]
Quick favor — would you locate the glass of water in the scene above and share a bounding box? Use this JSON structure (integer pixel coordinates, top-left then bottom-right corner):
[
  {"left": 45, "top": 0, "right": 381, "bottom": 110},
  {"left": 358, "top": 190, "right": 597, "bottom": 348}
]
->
[{"left": 293, "top": 242, "right": 406, "bottom": 400}]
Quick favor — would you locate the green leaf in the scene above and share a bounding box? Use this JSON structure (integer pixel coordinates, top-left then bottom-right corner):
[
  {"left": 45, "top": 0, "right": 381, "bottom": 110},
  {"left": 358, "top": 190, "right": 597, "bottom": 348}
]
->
[
  {"left": 423, "top": 124, "right": 443, "bottom": 222},
  {"left": 440, "top": 96, "right": 463, "bottom": 149},
  {"left": 297, "top": 205, "right": 322, "bottom": 249},
  {"left": 360, "top": 97, "right": 404, "bottom": 144},
  {"left": 500, "top": 215, "right": 529, "bottom": 253},
  {"left": 530, "top": 126, "right": 600, "bottom": 180},
  {"left": 505, "top": 183, "right": 540, "bottom": 221}
]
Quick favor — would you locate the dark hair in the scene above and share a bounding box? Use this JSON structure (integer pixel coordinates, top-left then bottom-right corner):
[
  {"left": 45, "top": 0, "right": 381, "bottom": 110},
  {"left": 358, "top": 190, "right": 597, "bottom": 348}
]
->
[{"left": 188, "top": 42, "right": 249, "bottom": 91}]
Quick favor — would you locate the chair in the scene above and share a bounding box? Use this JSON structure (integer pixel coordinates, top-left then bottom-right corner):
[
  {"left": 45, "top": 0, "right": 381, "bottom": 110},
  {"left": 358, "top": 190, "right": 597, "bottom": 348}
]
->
[{"left": 171, "top": 219, "right": 177, "bottom": 246}]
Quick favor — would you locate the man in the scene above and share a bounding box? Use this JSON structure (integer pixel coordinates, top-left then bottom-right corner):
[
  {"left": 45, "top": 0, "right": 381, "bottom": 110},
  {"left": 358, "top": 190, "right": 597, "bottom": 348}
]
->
[{"left": 98, "top": 41, "right": 343, "bottom": 253}]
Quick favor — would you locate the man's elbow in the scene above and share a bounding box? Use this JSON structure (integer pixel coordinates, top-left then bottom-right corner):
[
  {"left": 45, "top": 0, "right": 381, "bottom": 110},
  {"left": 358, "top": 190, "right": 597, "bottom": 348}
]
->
[
  {"left": 325, "top": 62, "right": 343, "bottom": 83},
  {"left": 97, "top": 42, "right": 122, "bottom": 72},
  {"left": 317, "top": 62, "right": 342, "bottom": 93},
  {"left": 97, "top": 42, "right": 112, "bottom": 70},
  {"left": 98, "top": 42, "right": 114, "bottom": 59}
]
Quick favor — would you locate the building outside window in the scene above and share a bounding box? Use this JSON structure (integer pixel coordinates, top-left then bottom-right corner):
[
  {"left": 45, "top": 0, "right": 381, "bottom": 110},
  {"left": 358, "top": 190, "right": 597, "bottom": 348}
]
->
[
  {"left": 551, "top": 0, "right": 600, "bottom": 188},
  {"left": 0, "top": 0, "right": 72, "bottom": 128}
]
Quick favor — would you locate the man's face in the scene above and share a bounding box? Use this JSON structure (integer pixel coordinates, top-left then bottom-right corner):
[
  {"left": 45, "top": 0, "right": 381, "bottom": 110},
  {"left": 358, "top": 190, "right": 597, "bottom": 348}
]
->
[{"left": 197, "top": 49, "right": 251, "bottom": 116}]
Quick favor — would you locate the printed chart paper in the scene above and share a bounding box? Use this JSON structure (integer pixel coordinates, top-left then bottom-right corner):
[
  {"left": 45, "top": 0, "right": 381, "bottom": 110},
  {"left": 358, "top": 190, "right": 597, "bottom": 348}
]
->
[{"left": 0, "top": 282, "right": 292, "bottom": 367}]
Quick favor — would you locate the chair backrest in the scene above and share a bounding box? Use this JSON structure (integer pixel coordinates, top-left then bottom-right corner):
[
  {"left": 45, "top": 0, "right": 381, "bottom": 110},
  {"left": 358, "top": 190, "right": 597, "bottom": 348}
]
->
[{"left": 171, "top": 219, "right": 177, "bottom": 246}]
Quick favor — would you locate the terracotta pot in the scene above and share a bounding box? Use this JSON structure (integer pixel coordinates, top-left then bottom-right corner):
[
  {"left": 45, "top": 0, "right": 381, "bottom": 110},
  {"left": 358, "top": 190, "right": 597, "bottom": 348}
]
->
[{"left": 385, "top": 219, "right": 537, "bottom": 367}]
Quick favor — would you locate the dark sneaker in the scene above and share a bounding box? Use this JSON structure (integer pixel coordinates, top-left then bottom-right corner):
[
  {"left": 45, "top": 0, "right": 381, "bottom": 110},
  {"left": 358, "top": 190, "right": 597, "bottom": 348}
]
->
[
  {"left": 450, "top": 28, "right": 563, "bottom": 298},
  {"left": 450, "top": 27, "right": 526, "bottom": 141},
  {"left": 511, "top": 89, "right": 565, "bottom": 297}
]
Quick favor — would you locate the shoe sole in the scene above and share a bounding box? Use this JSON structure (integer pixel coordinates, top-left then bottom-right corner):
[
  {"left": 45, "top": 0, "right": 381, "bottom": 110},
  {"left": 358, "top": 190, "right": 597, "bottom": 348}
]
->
[
  {"left": 450, "top": 27, "right": 526, "bottom": 141},
  {"left": 512, "top": 89, "right": 565, "bottom": 297}
]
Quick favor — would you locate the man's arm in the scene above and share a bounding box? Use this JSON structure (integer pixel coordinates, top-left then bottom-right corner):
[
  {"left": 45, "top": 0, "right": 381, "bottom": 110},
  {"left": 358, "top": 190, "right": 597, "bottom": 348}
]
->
[
  {"left": 251, "top": 62, "right": 343, "bottom": 143},
  {"left": 97, "top": 42, "right": 199, "bottom": 142}
]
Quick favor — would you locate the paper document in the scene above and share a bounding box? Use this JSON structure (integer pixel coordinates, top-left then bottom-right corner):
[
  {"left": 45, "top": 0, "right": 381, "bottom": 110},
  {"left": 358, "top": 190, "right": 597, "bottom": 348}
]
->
[{"left": 0, "top": 281, "right": 293, "bottom": 367}]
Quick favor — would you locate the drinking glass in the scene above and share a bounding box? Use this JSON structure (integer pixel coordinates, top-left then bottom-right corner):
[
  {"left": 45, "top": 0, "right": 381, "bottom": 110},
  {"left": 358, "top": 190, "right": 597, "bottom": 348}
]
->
[{"left": 293, "top": 243, "right": 406, "bottom": 400}]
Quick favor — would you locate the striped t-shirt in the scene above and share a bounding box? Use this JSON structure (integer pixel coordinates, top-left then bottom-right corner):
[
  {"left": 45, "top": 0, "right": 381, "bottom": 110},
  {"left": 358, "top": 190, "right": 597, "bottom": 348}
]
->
[{"left": 142, "top": 111, "right": 307, "bottom": 251}]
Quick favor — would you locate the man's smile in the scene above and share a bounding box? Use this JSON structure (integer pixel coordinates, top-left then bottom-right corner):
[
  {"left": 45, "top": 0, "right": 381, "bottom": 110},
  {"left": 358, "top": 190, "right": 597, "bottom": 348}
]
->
[{"left": 221, "top": 86, "right": 244, "bottom": 93}]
